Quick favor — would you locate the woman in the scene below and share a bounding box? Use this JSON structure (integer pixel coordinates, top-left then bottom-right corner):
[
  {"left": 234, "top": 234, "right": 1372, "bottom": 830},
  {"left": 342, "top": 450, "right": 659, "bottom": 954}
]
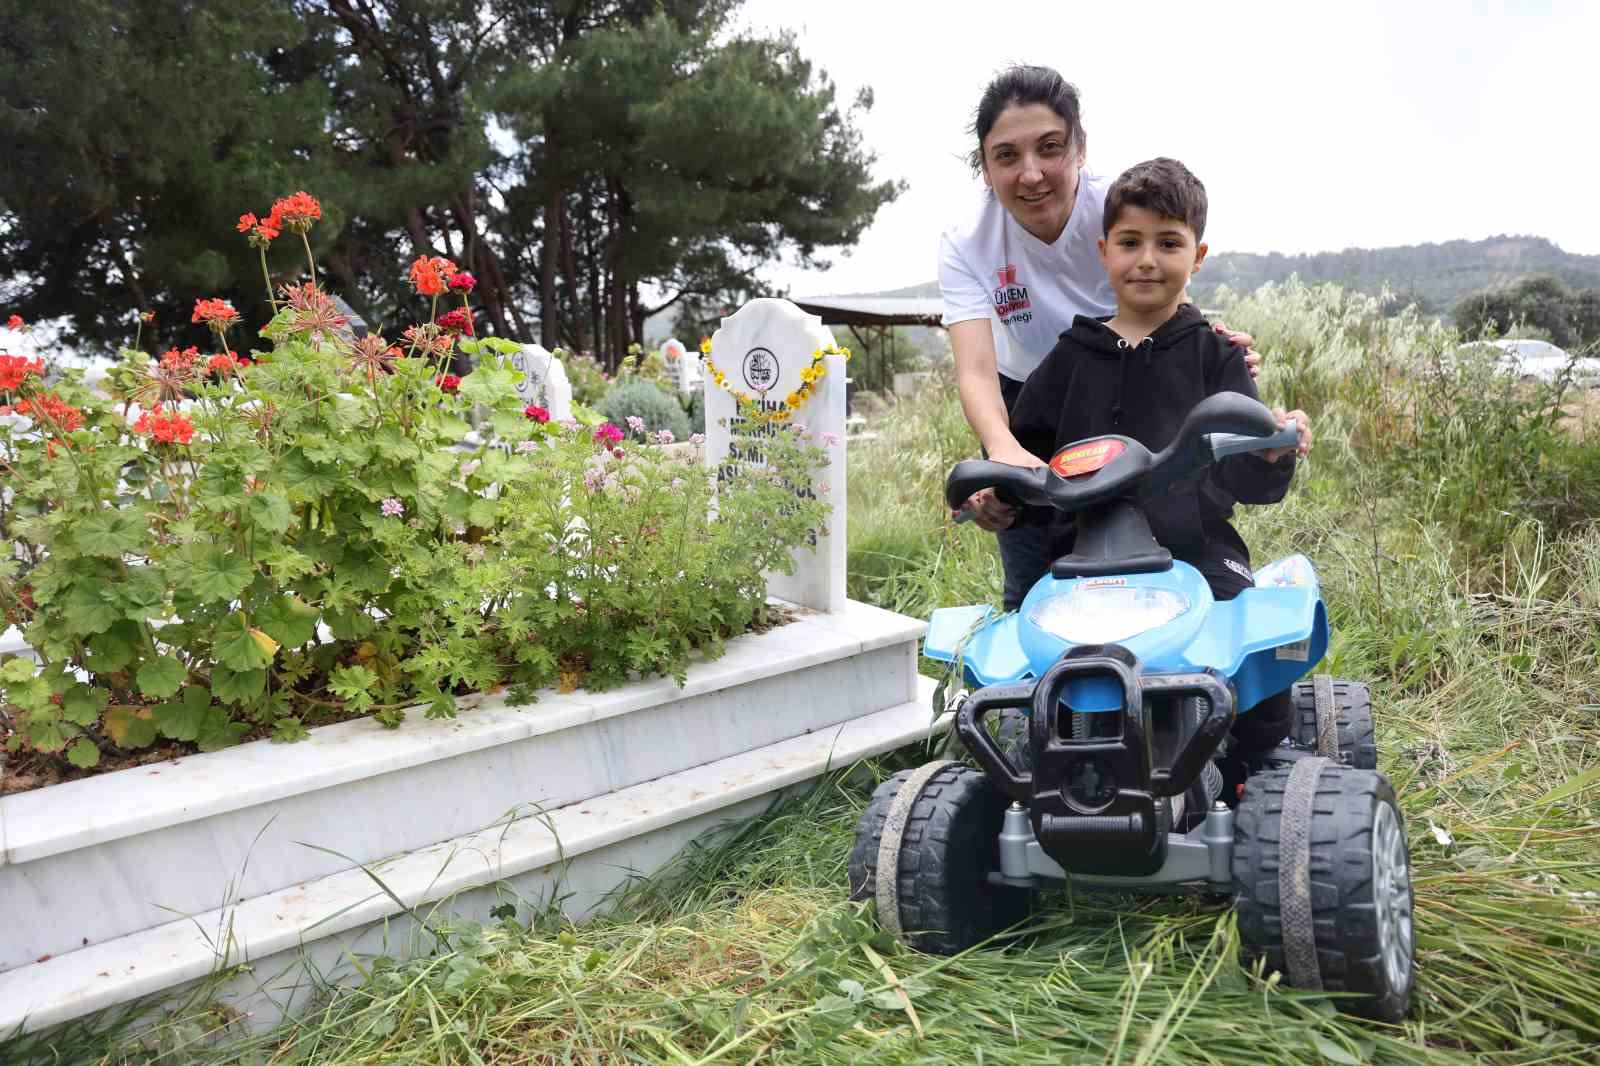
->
[{"left": 938, "top": 65, "right": 1260, "bottom": 609}]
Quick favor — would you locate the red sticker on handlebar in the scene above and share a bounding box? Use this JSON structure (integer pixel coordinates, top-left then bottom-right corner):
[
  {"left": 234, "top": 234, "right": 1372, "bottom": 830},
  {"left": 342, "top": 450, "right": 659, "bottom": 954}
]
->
[{"left": 1049, "top": 438, "right": 1126, "bottom": 479}]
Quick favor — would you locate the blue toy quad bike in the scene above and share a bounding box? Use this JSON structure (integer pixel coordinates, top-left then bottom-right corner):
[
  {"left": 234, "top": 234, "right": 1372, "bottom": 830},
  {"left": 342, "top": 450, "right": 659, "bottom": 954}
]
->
[{"left": 849, "top": 393, "right": 1415, "bottom": 1022}]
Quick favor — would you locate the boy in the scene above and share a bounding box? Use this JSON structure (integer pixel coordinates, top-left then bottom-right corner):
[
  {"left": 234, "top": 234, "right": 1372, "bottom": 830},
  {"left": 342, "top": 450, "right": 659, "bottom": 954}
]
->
[{"left": 1003, "top": 156, "right": 1312, "bottom": 757}]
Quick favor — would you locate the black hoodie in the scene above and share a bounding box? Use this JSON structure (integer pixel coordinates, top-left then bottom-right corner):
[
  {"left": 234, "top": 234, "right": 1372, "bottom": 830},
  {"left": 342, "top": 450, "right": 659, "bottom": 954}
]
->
[{"left": 1007, "top": 303, "right": 1295, "bottom": 574}]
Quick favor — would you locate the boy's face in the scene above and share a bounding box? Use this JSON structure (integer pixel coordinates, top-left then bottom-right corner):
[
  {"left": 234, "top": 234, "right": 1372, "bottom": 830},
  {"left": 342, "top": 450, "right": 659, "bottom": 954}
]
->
[{"left": 1097, "top": 205, "right": 1208, "bottom": 316}]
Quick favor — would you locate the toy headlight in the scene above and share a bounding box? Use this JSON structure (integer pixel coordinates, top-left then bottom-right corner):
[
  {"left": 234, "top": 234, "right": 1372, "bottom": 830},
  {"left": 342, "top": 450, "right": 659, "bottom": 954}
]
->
[{"left": 1027, "top": 583, "right": 1190, "bottom": 644}]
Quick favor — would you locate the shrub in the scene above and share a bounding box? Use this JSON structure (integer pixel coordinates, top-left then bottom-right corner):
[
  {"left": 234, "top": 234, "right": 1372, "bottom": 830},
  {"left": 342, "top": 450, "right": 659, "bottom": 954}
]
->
[
  {"left": 0, "top": 199, "right": 825, "bottom": 781},
  {"left": 598, "top": 380, "right": 691, "bottom": 442},
  {"left": 561, "top": 349, "right": 611, "bottom": 406}
]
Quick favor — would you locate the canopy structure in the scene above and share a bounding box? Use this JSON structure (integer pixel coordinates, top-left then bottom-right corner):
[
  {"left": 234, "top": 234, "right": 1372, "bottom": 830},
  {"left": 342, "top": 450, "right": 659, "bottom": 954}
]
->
[{"left": 790, "top": 295, "right": 945, "bottom": 328}]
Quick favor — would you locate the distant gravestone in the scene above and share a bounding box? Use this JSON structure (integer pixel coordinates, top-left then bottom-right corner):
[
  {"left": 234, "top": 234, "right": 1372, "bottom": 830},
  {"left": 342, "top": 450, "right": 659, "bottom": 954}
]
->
[
  {"left": 511, "top": 343, "right": 573, "bottom": 422},
  {"left": 704, "top": 298, "right": 846, "bottom": 613}
]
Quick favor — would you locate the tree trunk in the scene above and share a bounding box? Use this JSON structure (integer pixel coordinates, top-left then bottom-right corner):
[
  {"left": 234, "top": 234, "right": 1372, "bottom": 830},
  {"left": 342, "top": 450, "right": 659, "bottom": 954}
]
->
[
  {"left": 605, "top": 176, "right": 627, "bottom": 363},
  {"left": 541, "top": 173, "right": 561, "bottom": 348}
]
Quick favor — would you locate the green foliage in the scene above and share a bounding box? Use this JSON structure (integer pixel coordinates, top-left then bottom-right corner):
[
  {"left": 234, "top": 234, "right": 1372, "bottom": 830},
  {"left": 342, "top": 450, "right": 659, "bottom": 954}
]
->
[
  {"left": 1452, "top": 274, "right": 1600, "bottom": 348},
  {"left": 597, "top": 380, "right": 691, "bottom": 441},
  {"left": 559, "top": 348, "right": 612, "bottom": 407},
  {"left": 1, "top": 221, "right": 825, "bottom": 777}
]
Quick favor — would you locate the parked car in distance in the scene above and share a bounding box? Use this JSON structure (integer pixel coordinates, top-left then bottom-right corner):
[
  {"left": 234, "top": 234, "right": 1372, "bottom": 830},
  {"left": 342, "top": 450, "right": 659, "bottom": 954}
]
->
[{"left": 1454, "top": 338, "right": 1600, "bottom": 388}]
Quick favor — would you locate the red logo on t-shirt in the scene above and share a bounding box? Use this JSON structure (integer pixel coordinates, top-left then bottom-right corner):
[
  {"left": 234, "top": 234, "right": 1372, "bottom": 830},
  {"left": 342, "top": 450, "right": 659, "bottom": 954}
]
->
[{"left": 992, "top": 264, "right": 1031, "bottom": 320}]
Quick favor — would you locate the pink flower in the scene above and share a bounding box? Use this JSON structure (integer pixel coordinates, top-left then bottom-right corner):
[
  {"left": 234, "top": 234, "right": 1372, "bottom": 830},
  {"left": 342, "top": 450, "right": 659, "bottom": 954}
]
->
[
  {"left": 625, "top": 415, "right": 646, "bottom": 435},
  {"left": 380, "top": 497, "right": 405, "bottom": 517},
  {"left": 516, "top": 439, "right": 539, "bottom": 454},
  {"left": 612, "top": 447, "right": 625, "bottom": 460},
  {"left": 449, "top": 272, "right": 477, "bottom": 293},
  {"left": 524, "top": 404, "right": 550, "bottom": 423},
  {"left": 583, "top": 468, "right": 605, "bottom": 492},
  {"left": 593, "top": 422, "right": 623, "bottom": 446},
  {"left": 653, "top": 429, "right": 675, "bottom": 445},
  {"left": 820, "top": 431, "right": 841, "bottom": 447},
  {"left": 689, "top": 432, "right": 705, "bottom": 445}
]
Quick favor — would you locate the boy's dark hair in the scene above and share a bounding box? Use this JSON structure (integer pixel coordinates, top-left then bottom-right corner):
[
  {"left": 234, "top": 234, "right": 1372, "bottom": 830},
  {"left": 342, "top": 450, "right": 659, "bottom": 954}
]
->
[
  {"left": 1102, "top": 158, "right": 1208, "bottom": 242},
  {"left": 968, "top": 65, "right": 1084, "bottom": 174}
]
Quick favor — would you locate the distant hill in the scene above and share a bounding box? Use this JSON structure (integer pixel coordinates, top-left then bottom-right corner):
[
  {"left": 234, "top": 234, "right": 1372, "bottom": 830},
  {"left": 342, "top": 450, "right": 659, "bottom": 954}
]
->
[{"left": 856, "top": 236, "right": 1600, "bottom": 314}]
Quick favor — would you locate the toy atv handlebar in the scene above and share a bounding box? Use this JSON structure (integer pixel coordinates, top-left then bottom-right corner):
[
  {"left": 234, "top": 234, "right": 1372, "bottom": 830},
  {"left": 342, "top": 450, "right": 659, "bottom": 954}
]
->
[{"left": 948, "top": 392, "right": 1297, "bottom": 518}]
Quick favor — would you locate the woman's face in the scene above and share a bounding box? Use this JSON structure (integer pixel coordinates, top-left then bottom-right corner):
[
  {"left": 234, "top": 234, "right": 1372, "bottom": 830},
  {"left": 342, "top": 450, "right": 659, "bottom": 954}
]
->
[{"left": 980, "top": 102, "right": 1084, "bottom": 243}]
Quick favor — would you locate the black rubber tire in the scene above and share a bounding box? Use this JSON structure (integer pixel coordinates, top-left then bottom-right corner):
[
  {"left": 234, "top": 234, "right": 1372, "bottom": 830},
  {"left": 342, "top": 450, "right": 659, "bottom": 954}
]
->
[
  {"left": 1232, "top": 764, "right": 1416, "bottom": 1022},
  {"left": 847, "top": 764, "right": 1029, "bottom": 954},
  {"left": 1290, "top": 678, "right": 1378, "bottom": 769}
]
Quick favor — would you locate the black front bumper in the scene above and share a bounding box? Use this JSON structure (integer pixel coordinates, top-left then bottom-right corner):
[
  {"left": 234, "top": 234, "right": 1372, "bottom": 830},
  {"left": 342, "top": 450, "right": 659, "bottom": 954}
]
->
[{"left": 955, "top": 644, "right": 1236, "bottom": 876}]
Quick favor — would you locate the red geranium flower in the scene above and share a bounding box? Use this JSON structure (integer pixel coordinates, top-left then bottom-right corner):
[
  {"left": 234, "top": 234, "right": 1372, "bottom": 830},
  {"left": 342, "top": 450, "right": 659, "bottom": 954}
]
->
[
  {"left": 159, "top": 346, "right": 200, "bottom": 374},
  {"left": 16, "top": 393, "right": 85, "bottom": 432},
  {"left": 0, "top": 354, "right": 45, "bottom": 391},
  {"left": 7, "top": 314, "right": 24, "bottom": 330},
  {"left": 435, "top": 373, "right": 461, "bottom": 394},
  {"left": 192, "top": 298, "right": 240, "bottom": 329},
  {"left": 271, "top": 191, "right": 322, "bottom": 231},
  {"left": 236, "top": 213, "right": 258, "bottom": 234},
  {"left": 524, "top": 404, "right": 550, "bottom": 423},
  {"left": 133, "top": 404, "right": 196, "bottom": 445},
  {"left": 436, "top": 308, "right": 474, "bottom": 335},
  {"left": 449, "top": 272, "right": 476, "bottom": 293},
  {"left": 408, "top": 255, "right": 458, "bottom": 297},
  {"left": 206, "top": 352, "right": 243, "bottom": 377}
]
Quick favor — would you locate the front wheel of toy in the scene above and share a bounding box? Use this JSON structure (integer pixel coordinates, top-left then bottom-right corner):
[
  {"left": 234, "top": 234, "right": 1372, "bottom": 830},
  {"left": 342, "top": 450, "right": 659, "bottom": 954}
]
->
[
  {"left": 847, "top": 762, "right": 1029, "bottom": 954},
  {"left": 1291, "top": 676, "right": 1378, "bottom": 769},
  {"left": 1232, "top": 760, "right": 1415, "bottom": 1021}
]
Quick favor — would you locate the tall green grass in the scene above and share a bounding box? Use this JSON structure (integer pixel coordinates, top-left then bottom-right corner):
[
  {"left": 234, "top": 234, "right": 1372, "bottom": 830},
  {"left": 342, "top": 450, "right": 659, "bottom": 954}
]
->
[{"left": 13, "top": 283, "right": 1600, "bottom": 1065}]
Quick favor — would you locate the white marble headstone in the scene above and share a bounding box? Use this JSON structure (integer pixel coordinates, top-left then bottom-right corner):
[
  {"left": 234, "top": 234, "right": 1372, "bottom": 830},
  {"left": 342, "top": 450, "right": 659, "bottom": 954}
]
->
[
  {"left": 704, "top": 299, "right": 846, "bottom": 613},
  {"left": 511, "top": 343, "right": 573, "bottom": 422}
]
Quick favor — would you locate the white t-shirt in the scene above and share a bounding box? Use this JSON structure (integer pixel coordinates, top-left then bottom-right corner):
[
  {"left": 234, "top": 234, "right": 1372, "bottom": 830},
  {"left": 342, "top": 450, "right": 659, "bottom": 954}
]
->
[{"left": 938, "top": 170, "right": 1117, "bottom": 382}]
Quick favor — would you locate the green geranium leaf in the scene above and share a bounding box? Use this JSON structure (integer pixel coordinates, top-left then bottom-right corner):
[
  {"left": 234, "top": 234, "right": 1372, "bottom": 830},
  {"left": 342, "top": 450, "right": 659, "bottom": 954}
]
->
[
  {"left": 254, "top": 595, "right": 319, "bottom": 648},
  {"left": 466, "top": 497, "right": 499, "bottom": 528},
  {"left": 72, "top": 508, "right": 148, "bottom": 557},
  {"left": 66, "top": 738, "right": 101, "bottom": 768},
  {"left": 1, "top": 656, "right": 37, "bottom": 683},
  {"left": 478, "top": 336, "right": 524, "bottom": 357},
  {"left": 84, "top": 624, "right": 139, "bottom": 671},
  {"left": 63, "top": 585, "right": 120, "bottom": 635},
  {"left": 212, "top": 664, "right": 266, "bottom": 705},
  {"left": 115, "top": 565, "right": 168, "bottom": 621},
  {"left": 61, "top": 684, "right": 110, "bottom": 726},
  {"left": 26, "top": 715, "right": 68, "bottom": 753},
  {"left": 178, "top": 547, "right": 254, "bottom": 602},
  {"left": 459, "top": 362, "right": 516, "bottom": 404},
  {"left": 275, "top": 449, "right": 342, "bottom": 499},
  {"left": 154, "top": 685, "right": 211, "bottom": 742},
  {"left": 213, "top": 615, "right": 272, "bottom": 671},
  {"left": 104, "top": 706, "right": 158, "bottom": 748},
  {"left": 196, "top": 705, "right": 249, "bottom": 751},
  {"left": 246, "top": 492, "right": 293, "bottom": 535},
  {"left": 137, "top": 655, "right": 187, "bottom": 698}
]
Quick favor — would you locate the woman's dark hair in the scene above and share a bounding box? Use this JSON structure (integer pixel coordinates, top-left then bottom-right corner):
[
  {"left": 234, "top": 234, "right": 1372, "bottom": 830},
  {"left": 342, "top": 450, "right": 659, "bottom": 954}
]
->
[{"left": 968, "top": 65, "right": 1084, "bottom": 174}]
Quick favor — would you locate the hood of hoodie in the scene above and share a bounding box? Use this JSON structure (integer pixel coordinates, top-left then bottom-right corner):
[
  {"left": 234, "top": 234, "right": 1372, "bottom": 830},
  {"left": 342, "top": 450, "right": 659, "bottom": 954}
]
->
[{"left": 1065, "top": 302, "right": 1212, "bottom": 359}]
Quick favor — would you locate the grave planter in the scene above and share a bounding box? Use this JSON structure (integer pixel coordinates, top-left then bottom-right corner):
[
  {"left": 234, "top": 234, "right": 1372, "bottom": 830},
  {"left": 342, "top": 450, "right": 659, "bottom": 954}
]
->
[{"left": 0, "top": 599, "right": 939, "bottom": 1035}]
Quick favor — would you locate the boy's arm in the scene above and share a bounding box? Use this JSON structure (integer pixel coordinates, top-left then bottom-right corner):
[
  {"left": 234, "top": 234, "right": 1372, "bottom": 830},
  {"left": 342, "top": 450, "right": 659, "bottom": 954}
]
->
[{"left": 1210, "top": 343, "right": 1296, "bottom": 504}]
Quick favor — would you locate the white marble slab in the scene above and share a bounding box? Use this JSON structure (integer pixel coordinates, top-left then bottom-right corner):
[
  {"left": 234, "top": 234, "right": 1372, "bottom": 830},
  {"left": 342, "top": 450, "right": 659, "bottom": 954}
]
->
[
  {"left": 0, "top": 680, "right": 946, "bottom": 1036},
  {"left": 0, "top": 601, "right": 925, "bottom": 972}
]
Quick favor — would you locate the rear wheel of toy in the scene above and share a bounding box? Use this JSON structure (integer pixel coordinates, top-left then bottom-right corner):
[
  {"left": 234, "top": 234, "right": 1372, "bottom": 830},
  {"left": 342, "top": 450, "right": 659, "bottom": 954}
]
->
[
  {"left": 1232, "top": 760, "right": 1415, "bottom": 1021},
  {"left": 847, "top": 762, "right": 1029, "bottom": 954},
  {"left": 1291, "top": 676, "right": 1378, "bottom": 769}
]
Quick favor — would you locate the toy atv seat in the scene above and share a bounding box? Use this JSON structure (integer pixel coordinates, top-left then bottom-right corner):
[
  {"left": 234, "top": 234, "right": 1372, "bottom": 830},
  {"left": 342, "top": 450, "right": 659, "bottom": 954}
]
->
[{"left": 849, "top": 393, "right": 1416, "bottom": 1022}]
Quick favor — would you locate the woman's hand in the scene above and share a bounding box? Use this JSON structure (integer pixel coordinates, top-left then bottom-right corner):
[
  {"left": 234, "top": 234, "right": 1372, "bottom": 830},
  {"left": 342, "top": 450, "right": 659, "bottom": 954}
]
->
[
  {"left": 1262, "top": 408, "right": 1311, "bottom": 462},
  {"left": 954, "top": 441, "right": 1044, "bottom": 531},
  {"left": 1213, "top": 321, "right": 1262, "bottom": 378}
]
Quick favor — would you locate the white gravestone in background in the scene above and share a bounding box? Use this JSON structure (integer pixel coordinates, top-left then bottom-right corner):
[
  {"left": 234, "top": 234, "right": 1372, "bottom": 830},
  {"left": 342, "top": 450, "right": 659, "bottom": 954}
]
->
[
  {"left": 705, "top": 299, "right": 846, "bottom": 613},
  {"left": 511, "top": 343, "right": 573, "bottom": 422},
  {"left": 662, "top": 337, "right": 702, "bottom": 395}
]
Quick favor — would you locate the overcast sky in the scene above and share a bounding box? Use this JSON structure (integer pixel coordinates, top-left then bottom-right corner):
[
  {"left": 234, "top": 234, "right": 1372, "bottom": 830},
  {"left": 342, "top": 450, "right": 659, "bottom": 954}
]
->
[{"left": 732, "top": 0, "right": 1600, "bottom": 298}]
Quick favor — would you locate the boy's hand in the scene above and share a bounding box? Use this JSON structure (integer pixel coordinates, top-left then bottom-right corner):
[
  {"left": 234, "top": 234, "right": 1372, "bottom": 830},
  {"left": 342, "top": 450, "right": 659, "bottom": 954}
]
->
[
  {"left": 953, "top": 441, "right": 1042, "bottom": 530},
  {"left": 1263, "top": 408, "right": 1311, "bottom": 461},
  {"left": 1213, "top": 321, "right": 1263, "bottom": 379}
]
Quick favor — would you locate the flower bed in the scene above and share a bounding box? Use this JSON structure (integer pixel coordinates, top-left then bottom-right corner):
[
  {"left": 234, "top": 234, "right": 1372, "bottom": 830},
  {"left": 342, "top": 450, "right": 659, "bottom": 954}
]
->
[{"left": 0, "top": 192, "right": 828, "bottom": 788}]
